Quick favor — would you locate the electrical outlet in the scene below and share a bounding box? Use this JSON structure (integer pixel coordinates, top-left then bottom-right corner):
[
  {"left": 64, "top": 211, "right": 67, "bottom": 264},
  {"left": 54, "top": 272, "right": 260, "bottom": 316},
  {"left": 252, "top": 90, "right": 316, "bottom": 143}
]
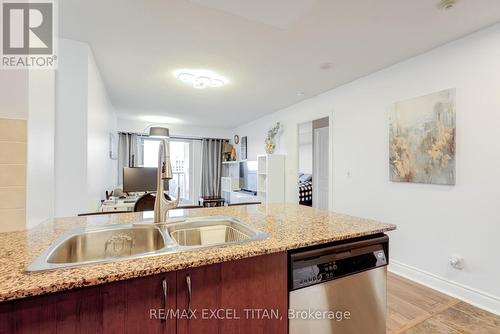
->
[{"left": 449, "top": 256, "right": 464, "bottom": 270}]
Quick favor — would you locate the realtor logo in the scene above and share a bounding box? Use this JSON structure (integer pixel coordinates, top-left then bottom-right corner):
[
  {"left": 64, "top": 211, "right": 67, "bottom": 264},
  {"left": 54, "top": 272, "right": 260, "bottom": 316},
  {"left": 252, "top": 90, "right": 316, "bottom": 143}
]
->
[{"left": 1, "top": 0, "right": 57, "bottom": 69}]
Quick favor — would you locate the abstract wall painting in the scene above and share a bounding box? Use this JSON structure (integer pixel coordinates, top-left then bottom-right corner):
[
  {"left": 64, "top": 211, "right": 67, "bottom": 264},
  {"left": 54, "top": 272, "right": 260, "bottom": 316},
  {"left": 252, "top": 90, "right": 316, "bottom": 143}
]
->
[{"left": 389, "top": 89, "right": 456, "bottom": 185}]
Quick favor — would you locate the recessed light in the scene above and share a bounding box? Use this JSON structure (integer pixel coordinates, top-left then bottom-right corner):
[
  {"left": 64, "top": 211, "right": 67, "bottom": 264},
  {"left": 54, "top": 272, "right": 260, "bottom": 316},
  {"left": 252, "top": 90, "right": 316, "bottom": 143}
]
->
[
  {"left": 320, "top": 62, "right": 334, "bottom": 70},
  {"left": 173, "top": 69, "right": 228, "bottom": 89},
  {"left": 437, "top": 0, "right": 458, "bottom": 10}
]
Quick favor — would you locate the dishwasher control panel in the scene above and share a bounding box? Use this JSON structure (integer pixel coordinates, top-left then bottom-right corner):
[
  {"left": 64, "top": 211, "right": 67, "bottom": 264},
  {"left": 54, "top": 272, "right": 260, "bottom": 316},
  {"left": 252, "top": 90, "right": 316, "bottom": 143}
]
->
[{"left": 290, "top": 236, "right": 388, "bottom": 290}]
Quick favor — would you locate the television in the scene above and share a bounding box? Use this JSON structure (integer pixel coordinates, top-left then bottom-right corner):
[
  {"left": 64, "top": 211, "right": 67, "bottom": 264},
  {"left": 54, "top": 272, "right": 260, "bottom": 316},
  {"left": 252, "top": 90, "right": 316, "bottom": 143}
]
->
[{"left": 239, "top": 161, "right": 257, "bottom": 193}]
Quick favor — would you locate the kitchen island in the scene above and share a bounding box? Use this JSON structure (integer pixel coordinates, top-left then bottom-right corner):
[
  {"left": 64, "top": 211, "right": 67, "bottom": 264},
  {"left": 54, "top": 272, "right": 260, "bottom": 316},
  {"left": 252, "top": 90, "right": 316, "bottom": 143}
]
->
[{"left": 0, "top": 203, "right": 396, "bottom": 333}]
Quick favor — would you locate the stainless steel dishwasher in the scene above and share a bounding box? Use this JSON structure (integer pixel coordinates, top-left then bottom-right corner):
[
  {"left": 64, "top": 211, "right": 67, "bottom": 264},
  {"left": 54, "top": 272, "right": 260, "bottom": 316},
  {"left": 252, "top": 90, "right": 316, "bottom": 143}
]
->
[{"left": 289, "top": 234, "right": 388, "bottom": 334}]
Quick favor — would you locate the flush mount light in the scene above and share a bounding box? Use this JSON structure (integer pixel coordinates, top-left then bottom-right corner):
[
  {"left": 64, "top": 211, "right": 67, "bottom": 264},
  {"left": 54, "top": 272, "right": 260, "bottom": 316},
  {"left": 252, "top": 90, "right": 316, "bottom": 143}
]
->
[
  {"left": 194, "top": 76, "right": 211, "bottom": 89},
  {"left": 210, "top": 78, "right": 224, "bottom": 88},
  {"left": 177, "top": 72, "right": 195, "bottom": 83},
  {"left": 320, "top": 62, "right": 334, "bottom": 70},
  {"left": 174, "top": 69, "right": 228, "bottom": 89}
]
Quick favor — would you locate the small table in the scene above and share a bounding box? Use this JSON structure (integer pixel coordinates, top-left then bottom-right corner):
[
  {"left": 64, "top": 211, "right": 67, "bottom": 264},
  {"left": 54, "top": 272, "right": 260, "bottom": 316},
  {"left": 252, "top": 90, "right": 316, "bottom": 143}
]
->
[
  {"left": 100, "top": 197, "right": 138, "bottom": 212},
  {"left": 199, "top": 197, "right": 225, "bottom": 207}
]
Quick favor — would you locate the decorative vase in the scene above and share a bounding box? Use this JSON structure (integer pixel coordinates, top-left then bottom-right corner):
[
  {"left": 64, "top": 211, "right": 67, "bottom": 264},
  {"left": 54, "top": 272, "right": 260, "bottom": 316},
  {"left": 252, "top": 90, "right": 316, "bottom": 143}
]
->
[
  {"left": 265, "top": 139, "right": 276, "bottom": 154},
  {"left": 264, "top": 122, "right": 281, "bottom": 154}
]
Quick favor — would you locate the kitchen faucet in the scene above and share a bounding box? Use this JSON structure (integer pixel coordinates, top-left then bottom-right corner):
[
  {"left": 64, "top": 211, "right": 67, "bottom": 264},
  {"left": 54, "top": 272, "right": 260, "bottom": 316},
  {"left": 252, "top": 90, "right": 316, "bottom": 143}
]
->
[{"left": 152, "top": 132, "right": 179, "bottom": 224}]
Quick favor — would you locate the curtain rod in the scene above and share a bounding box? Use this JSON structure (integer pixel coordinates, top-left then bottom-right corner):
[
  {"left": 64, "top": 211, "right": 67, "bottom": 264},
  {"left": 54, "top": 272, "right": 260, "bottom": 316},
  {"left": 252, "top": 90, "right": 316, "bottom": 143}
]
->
[{"left": 118, "top": 131, "right": 229, "bottom": 142}]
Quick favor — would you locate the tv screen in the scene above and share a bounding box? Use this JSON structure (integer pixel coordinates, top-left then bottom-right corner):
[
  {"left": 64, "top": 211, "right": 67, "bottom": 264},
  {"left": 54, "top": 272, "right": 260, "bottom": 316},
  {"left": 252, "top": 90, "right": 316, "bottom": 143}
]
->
[{"left": 239, "top": 161, "right": 257, "bottom": 193}]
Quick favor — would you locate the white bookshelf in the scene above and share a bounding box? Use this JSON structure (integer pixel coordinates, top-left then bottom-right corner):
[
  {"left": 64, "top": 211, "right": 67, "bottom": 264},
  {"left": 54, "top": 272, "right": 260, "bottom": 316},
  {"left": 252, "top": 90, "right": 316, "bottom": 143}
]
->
[
  {"left": 256, "top": 154, "right": 285, "bottom": 203},
  {"left": 222, "top": 160, "right": 240, "bottom": 192},
  {"left": 221, "top": 176, "right": 239, "bottom": 192}
]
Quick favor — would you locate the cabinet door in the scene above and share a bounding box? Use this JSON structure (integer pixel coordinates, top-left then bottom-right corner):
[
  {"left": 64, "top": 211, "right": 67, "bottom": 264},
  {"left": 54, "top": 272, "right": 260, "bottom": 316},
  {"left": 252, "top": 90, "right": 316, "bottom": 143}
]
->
[
  {"left": 102, "top": 271, "right": 177, "bottom": 334},
  {"left": 0, "top": 272, "right": 177, "bottom": 334},
  {"left": 0, "top": 285, "right": 101, "bottom": 334},
  {"left": 176, "top": 264, "right": 221, "bottom": 334},
  {"left": 219, "top": 252, "right": 288, "bottom": 334},
  {"left": 176, "top": 252, "right": 287, "bottom": 334}
]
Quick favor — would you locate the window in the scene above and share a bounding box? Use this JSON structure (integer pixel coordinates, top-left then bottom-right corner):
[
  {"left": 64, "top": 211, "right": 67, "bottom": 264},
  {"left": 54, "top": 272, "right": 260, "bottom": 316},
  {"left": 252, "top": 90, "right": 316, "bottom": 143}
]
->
[{"left": 142, "top": 138, "right": 193, "bottom": 204}]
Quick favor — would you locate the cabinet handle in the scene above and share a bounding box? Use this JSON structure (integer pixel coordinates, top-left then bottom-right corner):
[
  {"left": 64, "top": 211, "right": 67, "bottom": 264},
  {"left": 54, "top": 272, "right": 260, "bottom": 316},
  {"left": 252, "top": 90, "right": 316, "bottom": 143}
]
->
[
  {"left": 162, "top": 278, "right": 168, "bottom": 319},
  {"left": 185, "top": 274, "right": 192, "bottom": 310}
]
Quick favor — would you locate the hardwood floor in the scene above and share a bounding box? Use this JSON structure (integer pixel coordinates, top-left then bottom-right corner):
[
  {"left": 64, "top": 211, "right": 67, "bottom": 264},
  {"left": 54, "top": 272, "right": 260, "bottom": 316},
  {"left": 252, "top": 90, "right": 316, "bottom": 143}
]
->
[{"left": 387, "top": 272, "right": 500, "bottom": 334}]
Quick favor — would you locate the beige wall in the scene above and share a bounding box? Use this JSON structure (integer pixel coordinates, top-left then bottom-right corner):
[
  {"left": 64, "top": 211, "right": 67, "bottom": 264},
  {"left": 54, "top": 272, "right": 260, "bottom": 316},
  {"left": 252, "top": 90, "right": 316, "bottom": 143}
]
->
[{"left": 0, "top": 118, "right": 27, "bottom": 232}]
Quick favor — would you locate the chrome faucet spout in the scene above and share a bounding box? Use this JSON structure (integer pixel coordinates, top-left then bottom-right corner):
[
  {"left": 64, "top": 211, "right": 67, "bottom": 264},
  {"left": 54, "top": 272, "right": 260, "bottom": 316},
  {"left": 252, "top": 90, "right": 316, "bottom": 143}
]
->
[{"left": 154, "top": 138, "right": 179, "bottom": 223}]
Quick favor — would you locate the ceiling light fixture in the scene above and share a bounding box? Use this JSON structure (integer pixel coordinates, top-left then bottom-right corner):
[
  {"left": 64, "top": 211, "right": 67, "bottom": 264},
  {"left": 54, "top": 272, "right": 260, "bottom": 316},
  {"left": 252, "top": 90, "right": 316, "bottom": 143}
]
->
[
  {"left": 177, "top": 72, "right": 195, "bottom": 83},
  {"left": 174, "top": 69, "right": 228, "bottom": 89}
]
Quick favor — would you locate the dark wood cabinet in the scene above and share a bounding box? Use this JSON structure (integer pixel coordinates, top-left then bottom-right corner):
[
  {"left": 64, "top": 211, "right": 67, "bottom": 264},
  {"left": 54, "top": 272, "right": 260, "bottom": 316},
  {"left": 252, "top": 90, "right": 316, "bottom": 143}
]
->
[
  {"left": 219, "top": 251, "right": 288, "bottom": 333},
  {"left": 101, "top": 272, "right": 177, "bottom": 334},
  {"left": 0, "top": 272, "right": 177, "bottom": 334},
  {"left": 0, "top": 252, "right": 287, "bottom": 334},
  {"left": 177, "top": 264, "right": 222, "bottom": 334}
]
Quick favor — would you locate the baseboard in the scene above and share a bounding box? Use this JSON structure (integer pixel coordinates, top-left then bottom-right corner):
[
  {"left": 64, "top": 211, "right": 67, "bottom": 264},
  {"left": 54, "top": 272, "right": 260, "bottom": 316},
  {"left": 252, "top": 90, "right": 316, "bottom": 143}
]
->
[{"left": 389, "top": 260, "right": 500, "bottom": 316}]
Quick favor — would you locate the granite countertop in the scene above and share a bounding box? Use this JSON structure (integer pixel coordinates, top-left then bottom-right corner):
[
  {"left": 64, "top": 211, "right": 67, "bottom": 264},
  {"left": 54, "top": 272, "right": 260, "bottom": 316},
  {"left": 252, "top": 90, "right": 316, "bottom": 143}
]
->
[{"left": 0, "top": 203, "right": 396, "bottom": 302}]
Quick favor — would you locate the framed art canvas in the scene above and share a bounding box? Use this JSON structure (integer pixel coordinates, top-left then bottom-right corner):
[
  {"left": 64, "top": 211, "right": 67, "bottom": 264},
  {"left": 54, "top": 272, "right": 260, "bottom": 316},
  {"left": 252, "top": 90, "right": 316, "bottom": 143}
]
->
[{"left": 389, "top": 89, "right": 456, "bottom": 185}]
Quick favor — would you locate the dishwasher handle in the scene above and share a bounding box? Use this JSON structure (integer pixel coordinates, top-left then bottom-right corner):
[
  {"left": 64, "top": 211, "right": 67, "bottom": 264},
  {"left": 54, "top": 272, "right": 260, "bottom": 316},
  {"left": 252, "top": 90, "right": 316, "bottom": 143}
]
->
[
  {"left": 292, "top": 242, "right": 385, "bottom": 270},
  {"left": 290, "top": 234, "right": 388, "bottom": 263}
]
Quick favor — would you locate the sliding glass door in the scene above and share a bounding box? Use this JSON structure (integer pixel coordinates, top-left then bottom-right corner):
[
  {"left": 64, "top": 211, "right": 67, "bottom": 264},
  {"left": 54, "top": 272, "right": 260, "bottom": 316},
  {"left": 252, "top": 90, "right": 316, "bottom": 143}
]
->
[{"left": 142, "top": 138, "right": 194, "bottom": 204}]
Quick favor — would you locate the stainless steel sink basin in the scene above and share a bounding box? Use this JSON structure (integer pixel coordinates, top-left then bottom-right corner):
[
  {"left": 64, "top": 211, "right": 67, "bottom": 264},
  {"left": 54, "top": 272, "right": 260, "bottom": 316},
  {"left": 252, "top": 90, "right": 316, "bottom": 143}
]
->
[
  {"left": 47, "top": 226, "right": 165, "bottom": 264},
  {"left": 27, "top": 216, "right": 267, "bottom": 272},
  {"left": 167, "top": 216, "right": 267, "bottom": 247},
  {"left": 27, "top": 225, "right": 168, "bottom": 271}
]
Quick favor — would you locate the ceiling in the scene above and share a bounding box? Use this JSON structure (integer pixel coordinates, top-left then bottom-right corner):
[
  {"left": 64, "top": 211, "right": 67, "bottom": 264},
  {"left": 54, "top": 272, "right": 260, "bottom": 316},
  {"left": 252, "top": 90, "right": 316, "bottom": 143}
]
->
[{"left": 59, "top": 0, "right": 500, "bottom": 128}]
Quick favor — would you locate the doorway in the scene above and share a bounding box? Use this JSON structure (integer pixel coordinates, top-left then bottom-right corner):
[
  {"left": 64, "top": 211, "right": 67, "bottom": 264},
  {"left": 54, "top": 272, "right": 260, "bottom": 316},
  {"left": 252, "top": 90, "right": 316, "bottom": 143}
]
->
[{"left": 297, "top": 117, "right": 330, "bottom": 210}]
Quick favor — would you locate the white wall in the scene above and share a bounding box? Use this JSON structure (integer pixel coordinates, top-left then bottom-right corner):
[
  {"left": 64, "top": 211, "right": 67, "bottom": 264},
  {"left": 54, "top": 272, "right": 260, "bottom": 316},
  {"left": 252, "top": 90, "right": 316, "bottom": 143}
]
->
[
  {"left": 56, "top": 38, "right": 117, "bottom": 216},
  {"left": 298, "top": 122, "right": 312, "bottom": 174},
  {"left": 298, "top": 143, "right": 312, "bottom": 174},
  {"left": 55, "top": 39, "right": 89, "bottom": 217},
  {"left": 233, "top": 24, "right": 500, "bottom": 313},
  {"left": 87, "top": 51, "right": 118, "bottom": 211}
]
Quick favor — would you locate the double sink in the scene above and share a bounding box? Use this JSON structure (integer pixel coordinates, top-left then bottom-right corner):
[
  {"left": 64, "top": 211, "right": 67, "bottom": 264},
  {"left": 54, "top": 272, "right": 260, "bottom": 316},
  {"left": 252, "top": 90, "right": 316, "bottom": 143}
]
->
[{"left": 27, "top": 216, "right": 267, "bottom": 272}]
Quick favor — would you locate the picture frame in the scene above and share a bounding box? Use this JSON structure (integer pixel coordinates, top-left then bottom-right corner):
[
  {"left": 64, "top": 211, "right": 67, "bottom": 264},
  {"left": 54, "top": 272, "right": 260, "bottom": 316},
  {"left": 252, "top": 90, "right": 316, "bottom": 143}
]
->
[{"left": 241, "top": 136, "right": 247, "bottom": 160}]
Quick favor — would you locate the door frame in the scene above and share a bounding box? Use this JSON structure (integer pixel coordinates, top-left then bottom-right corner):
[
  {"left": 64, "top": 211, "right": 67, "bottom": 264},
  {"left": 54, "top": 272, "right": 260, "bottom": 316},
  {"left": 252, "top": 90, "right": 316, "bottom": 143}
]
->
[{"left": 296, "top": 110, "right": 334, "bottom": 211}]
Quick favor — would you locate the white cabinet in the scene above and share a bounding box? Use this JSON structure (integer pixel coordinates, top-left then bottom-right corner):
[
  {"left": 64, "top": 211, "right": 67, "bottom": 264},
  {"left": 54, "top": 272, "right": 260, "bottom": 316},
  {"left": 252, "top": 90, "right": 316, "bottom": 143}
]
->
[{"left": 257, "top": 154, "right": 285, "bottom": 203}]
